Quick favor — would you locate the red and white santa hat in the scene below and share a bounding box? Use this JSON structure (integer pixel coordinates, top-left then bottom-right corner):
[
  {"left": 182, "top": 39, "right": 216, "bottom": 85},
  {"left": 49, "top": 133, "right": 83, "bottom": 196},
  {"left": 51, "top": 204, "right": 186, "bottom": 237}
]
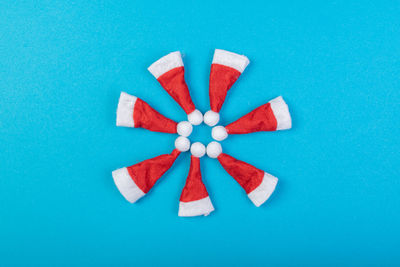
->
[
  {"left": 112, "top": 149, "right": 181, "bottom": 203},
  {"left": 204, "top": 49, "right": 250, "bottom": 126},
  {"left": 211, "top": 96, "right": 292, "bottom": 141},
  {"left": 178, "top": 154, "right": 214, "bottom": 217},
  {"left": 148, "top": 51, "right": 203, "bottom": 125},
  {"left": 116, "top": 92, "right": 179, "bottom": 133},
  {"left": 206, "top": 142, "right": 277, "bottom": 207}
]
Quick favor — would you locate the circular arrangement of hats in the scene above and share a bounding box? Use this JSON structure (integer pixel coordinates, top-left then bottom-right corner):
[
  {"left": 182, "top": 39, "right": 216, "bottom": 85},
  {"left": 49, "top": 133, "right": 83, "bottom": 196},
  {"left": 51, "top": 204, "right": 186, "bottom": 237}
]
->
[{"left": 113, "top": 49, "right": 292, "bottom": 217}]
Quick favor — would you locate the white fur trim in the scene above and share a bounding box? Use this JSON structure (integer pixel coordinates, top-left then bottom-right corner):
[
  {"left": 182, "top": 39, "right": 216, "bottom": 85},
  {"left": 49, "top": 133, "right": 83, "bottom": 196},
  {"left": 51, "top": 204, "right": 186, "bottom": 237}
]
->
[
  {"left": 212, "top": 126, "right": 228, "bottom": 141},
  {"left": 148, "top": 51, "right": 184, "bottom": 79},
  {"left": 212, "top": 49, "right": 250, "bottom": 73},
  {"left": 177, "top": 121, "right": 193, "bottom": 137},
  {"left": 178, "top": 196, "right": 215, "bottom": 217},
  {"left": 187, "top": 109, "right": 203, "bottom": 125},
  {"left": 269, "top": 96, "right": 292, "bottom": 130},
  {"left": 247, "top": 172, "right": 278, "bottom": 207},
  {"left": 116, "top": 92, "right": 137, "bottom": 127},
  {"left": 190, "top": 142, "right": 206, "bottom": 158},
  {"left": 112, "top": 167, "right": 145, "bottom": 203},
  {"left": 204, "top": 110, "right": 220, "bottom": 126},
  {"left": 175, "top": 136, "right": 191, "bottom": 152},
  {"left": 206, "top": 141, "right": 222, "bottom": 158}
]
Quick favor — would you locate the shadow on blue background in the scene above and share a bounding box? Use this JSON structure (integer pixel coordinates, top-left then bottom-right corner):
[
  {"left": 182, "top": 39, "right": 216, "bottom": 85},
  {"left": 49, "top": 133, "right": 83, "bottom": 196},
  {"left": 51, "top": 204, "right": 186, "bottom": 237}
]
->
[{"left": 0, "top": 1, "right": 399, "bottom": 266}]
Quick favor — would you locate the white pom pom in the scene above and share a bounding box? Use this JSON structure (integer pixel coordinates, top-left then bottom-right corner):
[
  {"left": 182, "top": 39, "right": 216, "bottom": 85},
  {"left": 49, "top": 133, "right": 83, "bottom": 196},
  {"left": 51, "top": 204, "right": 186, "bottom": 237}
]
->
[
  {"left": 177, "top": 121, "right": 193, "bottom": 137},
  {"left": 206, "top": 141, "right": 222, "bottom": 158},
  {"left": 188, "top": 109, "right": 203, "bottom": 125},
  {"left": 175, "top": 136, "right": 190, "bottom": 152},
  {"left": 190, "top": 142, "right": 206, "bottom": 158},
  {"left": 204, "top": 110, "right": 220, "bottom": 126},
  {"left": 212, "top": 126, "right": 228, "bottom": 141}
]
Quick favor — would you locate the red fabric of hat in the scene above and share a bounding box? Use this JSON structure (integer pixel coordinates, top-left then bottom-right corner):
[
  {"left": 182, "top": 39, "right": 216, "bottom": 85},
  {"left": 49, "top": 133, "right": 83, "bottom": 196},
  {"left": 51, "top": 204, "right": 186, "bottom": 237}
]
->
[
  {"left": 226, "top": 96, "right": 292, "bottom": 134},
  {"left": 116, "top": 92, "right": 177, "bottom": 133},
  {"left": 178, "top": 156, "right": 214, "bottom": 217},
  {"left": 112, "top": 149, "right": 181, "bottom": 203},
  {"left": 148, "top": 51, "right": 195, "bottom": 115},
  {"left": 218, "top": 153, "right": 278, "bottom": 207},
  {"left": 209, "top": 49, "right": 250, "bottom": 113}
]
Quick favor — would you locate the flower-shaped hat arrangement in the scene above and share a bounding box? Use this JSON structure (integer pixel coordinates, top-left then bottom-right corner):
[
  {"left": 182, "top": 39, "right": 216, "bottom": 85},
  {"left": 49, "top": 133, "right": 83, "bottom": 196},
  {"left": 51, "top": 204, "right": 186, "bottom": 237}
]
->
[{"left": 112, "top": 49, "right": 292, "bottom": 217}]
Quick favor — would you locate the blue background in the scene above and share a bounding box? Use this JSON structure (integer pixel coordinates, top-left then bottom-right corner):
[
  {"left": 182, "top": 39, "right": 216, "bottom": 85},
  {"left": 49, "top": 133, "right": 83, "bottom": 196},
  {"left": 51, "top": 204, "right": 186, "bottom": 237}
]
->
[{"left": 1, "top": 0, "right": 399, "bottom": 266}]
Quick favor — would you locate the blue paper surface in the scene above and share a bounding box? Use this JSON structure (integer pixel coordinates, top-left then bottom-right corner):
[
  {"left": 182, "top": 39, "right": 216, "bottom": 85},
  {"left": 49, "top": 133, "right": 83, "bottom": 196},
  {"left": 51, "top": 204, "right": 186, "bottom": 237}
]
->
[{"left": 1, "top": 1, "right": 399, "bottom": 265}]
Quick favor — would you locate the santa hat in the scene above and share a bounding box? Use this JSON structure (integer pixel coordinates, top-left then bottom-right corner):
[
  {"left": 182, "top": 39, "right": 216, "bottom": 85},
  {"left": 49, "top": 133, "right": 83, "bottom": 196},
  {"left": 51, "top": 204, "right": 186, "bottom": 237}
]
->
[
  {"left": 148, "top": 51, "right": 203, "bottom": 125},
  {"left": 206, "top": 143, "right": 277, "bottom": 207},
  {"left": 211, "top": 96, "right": 292, "bottom": 141},
  {"left": 178, "top": 155, "right": 214, "bottom": 217},
  {"left": 116, "top": 92, "right": 178, "bottom": 133},
  {"left": 112, "top": 149, "right": 181, "bottom": 203},
  {"left": 204, "top": 49, "right": 250, "bottom": 126}
]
